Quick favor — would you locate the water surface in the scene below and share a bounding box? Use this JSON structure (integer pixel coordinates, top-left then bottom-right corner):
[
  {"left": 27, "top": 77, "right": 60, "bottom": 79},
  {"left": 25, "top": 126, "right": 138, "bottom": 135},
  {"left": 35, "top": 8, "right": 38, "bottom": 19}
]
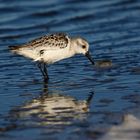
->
[{"left": 0, "top": 0, "right": 140, "bottom": 139}]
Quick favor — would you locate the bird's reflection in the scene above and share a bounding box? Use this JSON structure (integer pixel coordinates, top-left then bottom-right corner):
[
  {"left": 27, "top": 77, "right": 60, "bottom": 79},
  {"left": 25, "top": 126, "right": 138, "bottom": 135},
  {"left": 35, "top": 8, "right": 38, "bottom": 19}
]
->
[{"left": 9, "top": 81, "right": 94, "bottom": 130}]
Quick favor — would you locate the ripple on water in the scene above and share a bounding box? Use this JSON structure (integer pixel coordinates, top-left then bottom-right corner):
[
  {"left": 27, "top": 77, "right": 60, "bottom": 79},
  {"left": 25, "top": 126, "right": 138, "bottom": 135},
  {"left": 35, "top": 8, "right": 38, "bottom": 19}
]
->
[{"left": 0, "top": 0, "right": 140, "bottom": 140}]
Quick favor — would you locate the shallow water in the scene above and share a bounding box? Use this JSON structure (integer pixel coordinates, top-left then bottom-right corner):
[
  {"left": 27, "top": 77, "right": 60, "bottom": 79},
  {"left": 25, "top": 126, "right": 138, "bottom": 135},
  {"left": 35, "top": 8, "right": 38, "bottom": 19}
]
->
[{"left": 0, "top": 0, "right": 140, "bottom": 139}]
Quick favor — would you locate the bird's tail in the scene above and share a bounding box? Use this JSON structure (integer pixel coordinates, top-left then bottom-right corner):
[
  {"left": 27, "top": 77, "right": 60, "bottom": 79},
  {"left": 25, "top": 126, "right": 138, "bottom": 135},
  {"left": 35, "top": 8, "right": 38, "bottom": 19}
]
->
[{"left": 8, "top": 45, "right": 21, "bottom": 53}]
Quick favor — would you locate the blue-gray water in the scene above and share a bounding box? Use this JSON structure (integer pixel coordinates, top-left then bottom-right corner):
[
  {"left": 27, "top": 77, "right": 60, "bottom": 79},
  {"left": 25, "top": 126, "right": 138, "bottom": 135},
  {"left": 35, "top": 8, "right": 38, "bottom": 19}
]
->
[{"left": 0, "top": 0, "right": 140, "bottom": 140}]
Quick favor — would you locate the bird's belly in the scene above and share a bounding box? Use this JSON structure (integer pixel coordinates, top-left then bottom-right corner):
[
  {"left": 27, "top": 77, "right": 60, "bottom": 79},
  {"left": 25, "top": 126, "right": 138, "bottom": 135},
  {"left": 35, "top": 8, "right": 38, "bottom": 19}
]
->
[
  {"left": 43, "top": 49, "right": 73, "bottom": 64},
  {"left": 17, "top": 48, "right": 74, "bottom": 64}
]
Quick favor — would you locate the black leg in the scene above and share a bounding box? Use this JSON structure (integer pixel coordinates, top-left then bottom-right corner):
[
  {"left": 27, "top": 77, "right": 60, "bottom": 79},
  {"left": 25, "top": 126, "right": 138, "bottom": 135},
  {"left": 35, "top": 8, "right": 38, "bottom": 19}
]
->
[
  {"left": 37, "top": 62, "right": 45, "bottom": 77},
  {"left": 37, "top": 62, "right": 49, "bottom": 81},
  {"left": 43, "top": 64, "right": 49, "bottom": 78},
  {"left": 43, "top": 63, "right": 49, "bottom": 81}
]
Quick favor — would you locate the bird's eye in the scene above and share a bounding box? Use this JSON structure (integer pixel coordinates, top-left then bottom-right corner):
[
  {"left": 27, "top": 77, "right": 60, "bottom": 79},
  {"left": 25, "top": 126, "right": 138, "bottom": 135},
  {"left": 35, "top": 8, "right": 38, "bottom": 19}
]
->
[{"left": 82, "top": 45, "right": 86, "bottom": 49}]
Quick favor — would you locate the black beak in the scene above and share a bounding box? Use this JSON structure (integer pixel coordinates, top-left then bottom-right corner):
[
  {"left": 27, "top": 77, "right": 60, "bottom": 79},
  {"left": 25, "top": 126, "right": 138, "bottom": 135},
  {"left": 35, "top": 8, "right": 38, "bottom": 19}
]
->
[{"left": 85, "top": 51, "right": 95, "bottom": 65}]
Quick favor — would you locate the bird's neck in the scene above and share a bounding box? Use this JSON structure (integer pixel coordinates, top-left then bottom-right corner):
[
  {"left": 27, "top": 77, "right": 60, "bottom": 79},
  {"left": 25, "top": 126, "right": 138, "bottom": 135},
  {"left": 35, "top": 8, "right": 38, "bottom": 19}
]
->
[{"left": 70, "top": 38, "right": 79, "bottom": 55}]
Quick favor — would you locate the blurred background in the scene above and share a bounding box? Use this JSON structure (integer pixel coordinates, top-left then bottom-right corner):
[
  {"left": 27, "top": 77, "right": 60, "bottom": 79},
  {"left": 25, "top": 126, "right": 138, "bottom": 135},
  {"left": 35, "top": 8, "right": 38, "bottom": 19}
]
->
[{"left": 0, "top": 0, "right": 140, "bottom": 140}]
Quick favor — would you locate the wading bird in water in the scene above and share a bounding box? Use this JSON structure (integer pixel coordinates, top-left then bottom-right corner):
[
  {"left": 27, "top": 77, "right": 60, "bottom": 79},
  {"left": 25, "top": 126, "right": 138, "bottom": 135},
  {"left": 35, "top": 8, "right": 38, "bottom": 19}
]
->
[{"left": 9, "top": 33, "right": 94, "bottom": 81}]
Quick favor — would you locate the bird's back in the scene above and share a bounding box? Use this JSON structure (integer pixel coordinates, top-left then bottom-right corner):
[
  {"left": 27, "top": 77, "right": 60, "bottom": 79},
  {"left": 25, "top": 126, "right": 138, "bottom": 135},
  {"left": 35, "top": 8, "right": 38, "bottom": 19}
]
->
[{"left": 9, "top": 33, "right": 69, "bottom": 50}]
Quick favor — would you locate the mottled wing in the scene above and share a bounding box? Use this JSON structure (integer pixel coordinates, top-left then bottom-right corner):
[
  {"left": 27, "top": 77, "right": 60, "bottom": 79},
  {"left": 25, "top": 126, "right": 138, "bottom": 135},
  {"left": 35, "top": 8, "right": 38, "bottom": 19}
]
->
[{"left": 23, "top": 33, "right": 69, "bottom": 50}]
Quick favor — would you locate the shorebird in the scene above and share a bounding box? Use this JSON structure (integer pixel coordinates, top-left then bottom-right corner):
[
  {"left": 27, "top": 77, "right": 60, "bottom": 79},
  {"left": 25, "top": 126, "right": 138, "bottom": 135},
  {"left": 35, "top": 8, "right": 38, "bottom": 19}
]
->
[{"left": 9, "top": 33, "right": 94, "bottom": 81}]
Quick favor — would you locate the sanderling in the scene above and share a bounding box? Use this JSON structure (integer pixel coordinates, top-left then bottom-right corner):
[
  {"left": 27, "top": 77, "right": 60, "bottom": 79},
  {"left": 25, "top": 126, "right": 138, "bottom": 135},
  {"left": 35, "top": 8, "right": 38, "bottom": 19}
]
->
[{"left": 9, "top": 33, "right": 94, "bottom": 81}]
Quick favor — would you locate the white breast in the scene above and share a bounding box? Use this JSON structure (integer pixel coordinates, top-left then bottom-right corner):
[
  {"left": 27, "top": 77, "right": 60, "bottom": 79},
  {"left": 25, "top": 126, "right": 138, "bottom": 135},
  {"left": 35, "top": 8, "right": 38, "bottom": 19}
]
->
[{"left": 42, "top": 47, "right": 74, "bottom": 64}]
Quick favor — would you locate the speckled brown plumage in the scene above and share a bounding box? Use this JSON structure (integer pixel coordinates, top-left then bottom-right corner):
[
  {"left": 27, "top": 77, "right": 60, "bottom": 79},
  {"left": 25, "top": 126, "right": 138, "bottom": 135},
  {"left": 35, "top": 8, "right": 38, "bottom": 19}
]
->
[
  {"left": 23, "top": 33, "right": 69, "bottom": 49},
  {"left": 9, "top": 33, "right": 69, "bottom": 50}
]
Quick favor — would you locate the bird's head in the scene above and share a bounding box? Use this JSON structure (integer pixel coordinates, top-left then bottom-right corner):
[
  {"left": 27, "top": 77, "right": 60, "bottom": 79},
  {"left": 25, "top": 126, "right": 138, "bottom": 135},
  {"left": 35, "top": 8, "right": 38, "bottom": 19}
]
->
[{"left": 72, "top": 37, "right": 95, "bottom": 65}]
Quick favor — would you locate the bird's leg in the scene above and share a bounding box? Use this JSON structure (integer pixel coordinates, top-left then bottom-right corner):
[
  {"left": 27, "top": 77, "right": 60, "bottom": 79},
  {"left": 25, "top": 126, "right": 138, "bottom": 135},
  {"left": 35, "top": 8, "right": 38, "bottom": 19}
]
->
[
  {"left": 37, "top": 62, "right": 49, "bottom": 82},
  {"left": 43, "top": 63, "right": 49, "bottom": 81},
  {"left": 37, "top": 62, "right": 46, "bottom": 77}
]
